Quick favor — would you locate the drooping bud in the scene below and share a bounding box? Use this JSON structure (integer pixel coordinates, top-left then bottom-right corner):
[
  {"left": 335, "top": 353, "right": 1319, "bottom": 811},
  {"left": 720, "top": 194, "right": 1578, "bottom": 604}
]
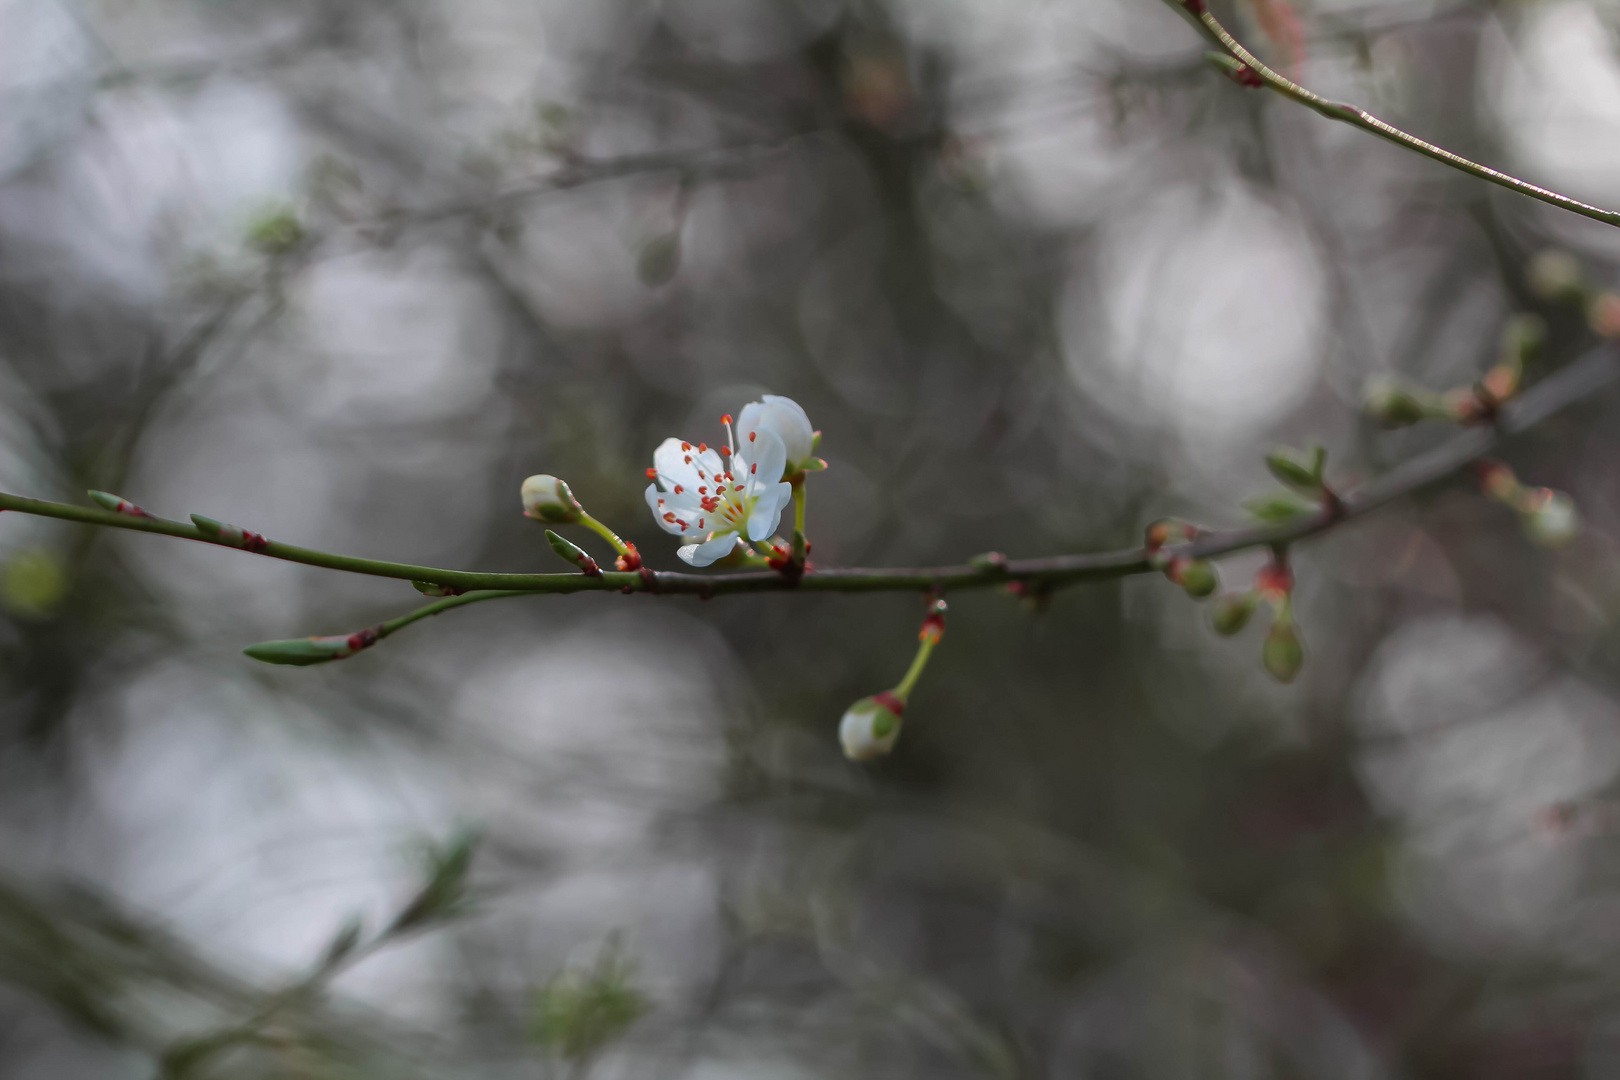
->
[
  {"left": 88, "top": 490, "right": 154, "bottom": 518},
  {"left": 1176, "top": 559, "right": 1219, "bottom": 600},
  {"left": 521, "top": 475, "right": 584, "bottom": 524},
  {"left": 1363, "top": 377, "right": 1431, "bottom": 428},
  {"left": 1526, "top": 250, "right": 1584, "bottom": 303},
  {"left": 839, "top": 692, "right": 906, "bottom": 761},
  {"left": 190, "top": 514, "right": 268, "bottom": 551},
  {"left": 244, "top": 627, "right": 382, "bottom": 666},
  {"left": 1521, "top": 488, "right": 1580, "bottom": 548},
  {"left": 545, "top": 530, "right": 602, "bottom": 575},
  {"left": 1262, "top": 620, "right": 1304, "bottom": 683},
  {"left": 1210, "top": 591, "right": 1257, "bottom": 636}
]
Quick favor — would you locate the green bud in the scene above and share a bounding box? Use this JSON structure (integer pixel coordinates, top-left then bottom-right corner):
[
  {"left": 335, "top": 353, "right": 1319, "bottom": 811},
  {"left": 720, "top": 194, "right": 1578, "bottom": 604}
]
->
[
  {"left": 1209, "top": 591, "right": 1257, "bottom": 636},
  {"left": 246, "top": 204, "right": 304, "bottom": 256},
  {"left": 1362, "top": 377, "right": 1430, "bottom": 428},
  {"left": 2, "top": 549, "right": 66, "bottom": 619},
  {"left": 243, "top": 629, "right": 380, "bottom": 666},
  {"left": 1244, "top": 493, "right": 1313, "bottom": 523},
  {"left": 1265, "top": 447, "right": 1321, "bottom": 492},
  {"left": 545, "top": 530, "right": 601, "bottom": 575},
  {"left": 839, "top": 692, "right": 906, "bottom": 762},
  {"left": 1262, "top": 620, "right": 1305, "bottom": 683},
  {"left": 412, "top": 580, "right": 463, "bottom": 597},
  {"left": 521, "top": 475, "right": 583, "bottom": 524},
  {"left": 1178, "top": 559, "right": 1219, "bottom": 600},
  {"left": 1526, "top": 250, "right": 1584, "bottom": 303}
]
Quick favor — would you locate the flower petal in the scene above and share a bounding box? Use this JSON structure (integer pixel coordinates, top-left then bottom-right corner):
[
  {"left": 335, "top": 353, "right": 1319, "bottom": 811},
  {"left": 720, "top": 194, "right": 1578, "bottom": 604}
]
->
[
  {"left": 645, "top": 484, "right": 689, "bottom": 536},
  {"left": 739, "top": 396, "right": 814, "bottom": 466},
  {"left": 746, "top": 481, "right": 793, "bottom": 542},
  {"left": 653, "top": 437, "right": 705, "bottom": 490},
  {"left": 678, "top": 531, "right": 741, "bottom": 566},
  {"left": 740, "top": 427, "right": 787, "bottom": 489}
]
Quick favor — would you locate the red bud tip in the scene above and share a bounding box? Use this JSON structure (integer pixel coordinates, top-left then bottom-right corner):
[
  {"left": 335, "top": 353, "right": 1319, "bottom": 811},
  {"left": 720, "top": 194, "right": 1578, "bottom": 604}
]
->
[
  {"left": 1254, "top": 562, "right": 1293, "bottom": 598},
  {"left": 872, "top": 690, "right": 907, "bottom": 717}
]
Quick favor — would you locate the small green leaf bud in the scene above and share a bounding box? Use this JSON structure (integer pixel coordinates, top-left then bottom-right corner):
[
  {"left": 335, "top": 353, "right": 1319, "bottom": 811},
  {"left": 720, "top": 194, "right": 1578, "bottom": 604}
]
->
[
  {"left": 1526, "top": 250, "right": 1584, "bottom": 303},
  {"left": 1265, "top": 448, "right": 1321, "bottom": 493},
  {"left": 545, "top": 530, "right": 601, "bottom": 575},
  {"left": 1262, "top": 620, "right": 1305, "bottom": 683},
  {"left": 1521, "top": 488, "right": 1580, "bottom": 548},
  {"left": 246, "top": 205, "right": 305, "bottom": 256},
  {"left": 1210, "top": 591, "right": 1257, "bottom": 636},
  {"left": 521, "top": 475, "right": 584, "bottom": 524},
  {"left": 1178, "top": 559, "right": 1219, "bottom": 600},
  {"left": 412, "top": 580, "right": 464, "bottom": 597},
  {"left": 1362, "top": 377, "right": 1430, "bottom": 428},
  {"left": 839, "top": 692, "right": 906, "bottom": 762},
  {"left": 1244, "top": 494, "right": 1313, "bottom": 523}
]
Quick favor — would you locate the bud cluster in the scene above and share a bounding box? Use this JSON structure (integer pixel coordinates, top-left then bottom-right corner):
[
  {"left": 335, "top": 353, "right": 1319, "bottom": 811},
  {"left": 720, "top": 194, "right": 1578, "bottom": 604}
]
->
[
  {"left": 1208, "top": 555, "right": 1304, "bottom": 683},
  {"left": 1145, "top": 519, "right": 1218, "bottom": 600},
  {"left": 1363, "top": 314, "right": 1543, "bottom": 429}
]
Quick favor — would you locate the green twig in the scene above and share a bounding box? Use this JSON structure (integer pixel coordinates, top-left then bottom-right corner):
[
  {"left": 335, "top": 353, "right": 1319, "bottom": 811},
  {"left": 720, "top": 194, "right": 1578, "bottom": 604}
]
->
[
  {"left": 1, "top": 344, "right": 1613, "bottom": 603},
  {"left": 1175, "top": 0, "right": 1620, "bottom": 229}
]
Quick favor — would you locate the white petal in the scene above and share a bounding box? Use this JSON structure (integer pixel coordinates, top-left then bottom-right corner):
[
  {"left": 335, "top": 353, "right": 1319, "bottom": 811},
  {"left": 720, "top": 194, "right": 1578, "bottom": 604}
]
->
[
  {"left": 746, "top": 481, "right": 793, "bottom": 542},
  {"left": 740, "top": 427, "right": 787, "bottom": 488},
  {"left": 645, "top": 484, "right": 688, "bottom": 536},
  {"left": 678, "top": 531, "right": 741, "bottom": 566},
  {"left": 739, "top": 396, "right": 814, "bottom": 466},
  {"left": 652, "top": 437, "right": 706, "bottom": 490}
]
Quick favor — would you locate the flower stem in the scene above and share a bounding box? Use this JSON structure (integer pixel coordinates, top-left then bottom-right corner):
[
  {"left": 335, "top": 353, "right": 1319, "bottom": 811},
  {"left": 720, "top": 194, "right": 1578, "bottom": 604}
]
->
[
  {"left": 378, "top": 590, "right": 531, "bottom": 638},
  {"left": 791, "top": 482, "right": 808, "bottom": 567},
  {"left": 578, "top": 512, "right": 632, "bottom": 558},
  {"left": 893, "top": 638, "right": 937, "bottom": 701}
]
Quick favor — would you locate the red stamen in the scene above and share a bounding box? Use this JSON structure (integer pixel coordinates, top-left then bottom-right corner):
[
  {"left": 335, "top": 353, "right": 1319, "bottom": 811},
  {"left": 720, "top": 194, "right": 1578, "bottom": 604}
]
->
[{"left": 646, "top": 467, "right": 657, "bottom": 479}]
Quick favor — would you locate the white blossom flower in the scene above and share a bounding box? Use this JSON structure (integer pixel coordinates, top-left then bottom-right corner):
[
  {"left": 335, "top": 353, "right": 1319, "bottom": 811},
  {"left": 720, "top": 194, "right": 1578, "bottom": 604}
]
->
[
  {"left": 736, "top": 395, "right": 816, "bottom": 473},
  {"left": 644, "top": 415, "right": 793, "bottom": 567}
]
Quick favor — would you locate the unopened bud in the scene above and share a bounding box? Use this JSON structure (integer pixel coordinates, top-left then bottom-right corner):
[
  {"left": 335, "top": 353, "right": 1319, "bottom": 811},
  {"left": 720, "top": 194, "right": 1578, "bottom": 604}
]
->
[
  {"left": 244, "top": 628, "right": 381, "bottom": 666},
  {"left": 1177, "top": 559, "right": 1219, "bottom": 600},
  {"left": 1210, "top": 591, "right": 1257, "bottom": 636},
  {"left": 190, "top": 514, "right": 268, "bottom": 551},
  {"left": 545, "top": 530, "right": 601, "bottom": 575},
  {"left": 1526, "top": 250, "right": 1584, "bottom": 303},
  {"left": 1521, "top": 488, "right": 1580, "bottom": 548},
  {"left": 1362, "top": 377, "right": 1429, "bottom": 428},
  {"left": 88, "top": 490, "right": 153, "bottom": 518},
  {"left": 1262, "top": 620, "right": 1304, "bottom": 683},
  {"left": 521, "top": 475, "right": 584, "bottom": 524},
  {"left": 839, "top": 692, "right": 906, "bottom": 762}
]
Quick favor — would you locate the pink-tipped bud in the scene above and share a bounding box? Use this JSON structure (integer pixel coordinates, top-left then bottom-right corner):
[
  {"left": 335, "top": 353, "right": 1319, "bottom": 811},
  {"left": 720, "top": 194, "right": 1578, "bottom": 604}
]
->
[{"left": 1521, "top": 488, "right": 1580, "bottom": 548}]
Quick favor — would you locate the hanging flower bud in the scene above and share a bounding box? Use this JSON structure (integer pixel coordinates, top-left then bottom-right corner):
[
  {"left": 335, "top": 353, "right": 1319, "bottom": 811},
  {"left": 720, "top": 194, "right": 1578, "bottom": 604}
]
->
[
  {"left": 545, "top": 530, "right": 602, "bottom": 575},
  {"left": 1210, "top": 591, "right": 1257, "bottom": 636},
  {"left": 1363, "top": 377, "right": 1431, "bottom": 428},
  {"left": 522, "top": 475, "right": 584, "bottom": 525},
  {"left": 1262, "top": 620, "right": 1304, "bottom": 683},
  {"left": 1526, "top": 250, "right": 1585, "bottom": 304},
  {"left": 1521, "top": 488, "right": 1580, "bottom": 548},
  {"left": 839, "top": 692, "right": 905, "bottom": 761}
]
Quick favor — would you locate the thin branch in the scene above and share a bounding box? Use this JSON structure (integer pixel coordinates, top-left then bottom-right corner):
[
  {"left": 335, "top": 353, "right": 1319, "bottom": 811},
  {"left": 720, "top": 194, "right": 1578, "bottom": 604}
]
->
[
  {"left": 1, "top": 345, "right": 1613, "bottom": 602},
  {"left": 1172, "top": 0, "right": 1620, "bottom": 229}
]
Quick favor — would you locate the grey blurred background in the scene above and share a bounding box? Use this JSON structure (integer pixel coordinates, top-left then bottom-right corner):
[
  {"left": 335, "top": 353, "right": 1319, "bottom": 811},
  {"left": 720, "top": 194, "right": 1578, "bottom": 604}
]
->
[{"left": 5, "top": 0, "right": 1620, "bottom": 1076}]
